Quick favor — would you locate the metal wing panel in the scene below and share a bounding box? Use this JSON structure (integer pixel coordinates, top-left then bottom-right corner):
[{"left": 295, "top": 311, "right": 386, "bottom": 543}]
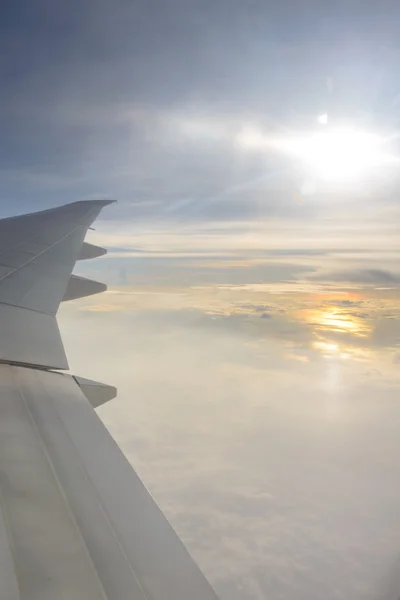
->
[
  {"left": 0, "top": 365, "right": 218, "bottom": 600},
  {"left": 62, "top": 275, "right": 107, "bottom": 302},
  {"left": 0, "top": 503, "right": 20, "bottom": 600},
  {"left": 0, "top": 200, "right": 114, "bottom": 369},
  {"left": 0, "top": 305, "right": 68, "bottom": 369},
  {"left": 0, "top": 201, "right": 113, "bottom": 315},
  {"left": 0, "top": 366, "right": 108, "bottom": 600},
  {"left": 78, "top": 242, "right": 107, "bottom": 260}
]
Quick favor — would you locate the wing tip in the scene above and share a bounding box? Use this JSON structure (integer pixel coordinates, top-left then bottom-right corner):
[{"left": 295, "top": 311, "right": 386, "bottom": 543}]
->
[
  {"left": 95, "top": 199, "right": 118, "bottom": 207},
  {"left": 79, "top": 199, "right": 117, "bottom": 207}
]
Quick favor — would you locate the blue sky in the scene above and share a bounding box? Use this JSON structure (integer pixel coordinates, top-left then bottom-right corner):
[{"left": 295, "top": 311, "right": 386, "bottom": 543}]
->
[{"left": 4, "top": 2, "right": 400, "bottom": 599}]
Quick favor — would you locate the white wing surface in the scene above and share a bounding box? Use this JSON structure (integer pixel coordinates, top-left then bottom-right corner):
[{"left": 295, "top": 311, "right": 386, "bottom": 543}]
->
[
  {"left": 0, "top": 201, "right": 219, "bottom": 600},
  {"left": 0, "top": 200, "right": 114, "bottom": 369}
]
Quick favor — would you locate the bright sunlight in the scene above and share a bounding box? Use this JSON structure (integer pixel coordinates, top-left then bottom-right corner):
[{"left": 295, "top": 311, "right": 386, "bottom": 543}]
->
[{"left": 277, "top": 127, "right": 394, "bottom": 183}]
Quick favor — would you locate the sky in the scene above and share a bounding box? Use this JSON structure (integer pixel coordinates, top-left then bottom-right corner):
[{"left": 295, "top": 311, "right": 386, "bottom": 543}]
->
[{"left": 3, "top": 1, "right": 400, "bottom": 598}]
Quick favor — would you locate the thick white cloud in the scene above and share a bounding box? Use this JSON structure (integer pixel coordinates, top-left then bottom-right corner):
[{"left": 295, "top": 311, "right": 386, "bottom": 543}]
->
[{"left": 59, "top": 288, "right": 400, "bottom": 600}]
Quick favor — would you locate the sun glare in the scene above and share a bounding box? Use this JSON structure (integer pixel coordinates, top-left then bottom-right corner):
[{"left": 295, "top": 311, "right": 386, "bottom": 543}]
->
[
  {"left": 236, "top": 121, "right": 396, "bottom": 184},
  {"left": 277, "top": 127, "right": 393, "bottom": 183},
  {"left": 317, "top": 310, "right": 361, "bottom": 333},
  {"left": 313, "top": 341, "right": 339, "bottom": 353},
  {"left": 305, "top": 308, "right": 368, "bottom": 337}
]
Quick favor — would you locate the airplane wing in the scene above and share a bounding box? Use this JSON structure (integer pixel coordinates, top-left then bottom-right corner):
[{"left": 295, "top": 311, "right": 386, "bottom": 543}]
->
[{"left": 0, "top": 201, "right": 218, "bottom": 600}]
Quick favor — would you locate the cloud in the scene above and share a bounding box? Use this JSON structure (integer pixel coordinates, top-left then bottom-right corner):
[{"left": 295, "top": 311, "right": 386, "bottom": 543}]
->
[
  {"left": 371, "top": 318, "right": 400, "bottom": 349},
  {"left": 4, "top": 0, "right": 400, "bottom": 228},
  {"left": 330, "top": 299, "right": 363, "bottom": 307},
  {"left": 67, "top": 281, "right": 400, "bottom": 354},
  {"left": 59, "top": 292, "right": 400, "bottom": 600},
  {"left": 310, "top": 268, "right": 400, "bottom": 286}
]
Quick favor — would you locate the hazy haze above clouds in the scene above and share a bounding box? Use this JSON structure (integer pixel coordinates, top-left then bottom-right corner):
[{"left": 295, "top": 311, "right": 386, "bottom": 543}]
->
[{"left": 3, "top": 1, "right": 400, "bottom": 598}]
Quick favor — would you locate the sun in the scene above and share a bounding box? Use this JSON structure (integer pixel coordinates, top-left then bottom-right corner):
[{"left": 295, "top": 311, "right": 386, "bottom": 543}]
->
[{"left": 277, "top": 127, "right": 393, "bottom": 183}]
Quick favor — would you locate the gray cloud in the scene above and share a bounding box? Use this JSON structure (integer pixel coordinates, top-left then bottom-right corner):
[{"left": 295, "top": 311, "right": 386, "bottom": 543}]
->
[
  {"left": 3, "top": 0, "right": 400, "bottom": 223},
  {"left": 310, "top": 268, "right": 400, "bottom": 286},
  {"left": 371, "top": 318, "right": 400, "bottom": 349}
]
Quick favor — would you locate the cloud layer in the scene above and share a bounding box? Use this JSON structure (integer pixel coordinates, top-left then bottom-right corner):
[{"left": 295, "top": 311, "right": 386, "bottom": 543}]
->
[{"left": 59, "top": 280, "right": 400, "bottom": 600}]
